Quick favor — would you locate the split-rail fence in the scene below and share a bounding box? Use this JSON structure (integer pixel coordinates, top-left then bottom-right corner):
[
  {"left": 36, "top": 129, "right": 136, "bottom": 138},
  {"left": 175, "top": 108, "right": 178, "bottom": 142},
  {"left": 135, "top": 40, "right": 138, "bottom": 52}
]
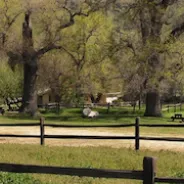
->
[
  {"left": 0, "top": 157, "right": 184, "bottom": 183},
  {"left": 0, "top": 117, "right": 184, "bottom": 150}
]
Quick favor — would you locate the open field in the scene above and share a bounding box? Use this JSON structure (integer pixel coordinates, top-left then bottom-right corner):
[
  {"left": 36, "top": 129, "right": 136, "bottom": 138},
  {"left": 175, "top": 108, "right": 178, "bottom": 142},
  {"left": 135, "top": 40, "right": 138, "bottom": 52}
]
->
[
  {"left": 0, "top": 106, "right": 184, "bottom": 136},
  {"left": 0, "top": 107, "right": 184, "bottom": 149},
  {"left": 0, "top": 144, "right": 184, "bottom": 184},
  {"left": 0, "top": 107, "right": 184, "bottom": 183}
]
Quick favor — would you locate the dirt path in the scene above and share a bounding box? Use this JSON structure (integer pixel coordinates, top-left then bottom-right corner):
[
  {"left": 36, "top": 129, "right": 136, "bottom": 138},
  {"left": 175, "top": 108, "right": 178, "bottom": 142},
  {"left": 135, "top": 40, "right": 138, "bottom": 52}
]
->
[{"left": 0, "top": 126, "right": 184, "bottom": 152}]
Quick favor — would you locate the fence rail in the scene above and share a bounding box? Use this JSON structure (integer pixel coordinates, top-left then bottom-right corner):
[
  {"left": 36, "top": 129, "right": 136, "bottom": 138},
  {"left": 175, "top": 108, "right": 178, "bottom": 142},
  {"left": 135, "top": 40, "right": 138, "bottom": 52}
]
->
[
  {"left": 43, "top": 123, "right": 135, "bottom": 128},
  {"left": 40, "top": 102, "right": 183, "bottom": 114},
  {"left": 0, "top": 117, "right": 184, "bottom": 149},
  {"left": 0, "top": 163, "right": 143, "bottom": 180},
  {"left": 0, "top": 123, "right": 40, "bottom": 126},
  {"left": 0, "top": 157, "right": 183, "bottom": 183},
  {"left": 162, "top": 103, "right": 182, "bottom": 113}
]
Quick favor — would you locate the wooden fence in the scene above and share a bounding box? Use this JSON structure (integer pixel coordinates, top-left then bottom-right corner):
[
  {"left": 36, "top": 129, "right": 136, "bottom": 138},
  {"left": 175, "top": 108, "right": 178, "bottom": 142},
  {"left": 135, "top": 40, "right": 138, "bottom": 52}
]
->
[
  {"left": 162, "top": 103, "right": 182, "bottom": 112},
  {"left": 40, "top": 102, "right": 139, "bottom": 114},
  {"left": 1, "top": 117, "right": 184, "bottom": 150},
  {"left": 0, "top": 157, "right": 184, "bottom": 183}
]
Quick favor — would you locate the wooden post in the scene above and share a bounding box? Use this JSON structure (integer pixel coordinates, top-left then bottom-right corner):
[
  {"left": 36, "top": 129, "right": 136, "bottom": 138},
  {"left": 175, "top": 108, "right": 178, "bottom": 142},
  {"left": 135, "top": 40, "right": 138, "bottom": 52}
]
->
[
  {"left": 107, "top": 103, "right": 110, "bottom": 114},
  {"left": 168, "top": 105, "right": 169, "bottom": 112},
  {"left": 40, "top": 117, "right": 45, "bottom": 145},
  {"left": 135, "top": 117, "right": 140, "bottom": 150},
  {"left": 138, "top": 99, "right": 141, "bottom": 110},
  {"left": 46, "top": 104, "right": 48, "bottom": 111},
  {"left": 174, "top": 104, "right": 176, "bottom": 112},
  {"left": 133, "top": 104, "right": 136, "bottom": 114},
  {"left": 57, "top": 103, "right": 60, "bottom": 114},
  {"left": 143, "top": 157, "right": 156, "bottom": 184}
]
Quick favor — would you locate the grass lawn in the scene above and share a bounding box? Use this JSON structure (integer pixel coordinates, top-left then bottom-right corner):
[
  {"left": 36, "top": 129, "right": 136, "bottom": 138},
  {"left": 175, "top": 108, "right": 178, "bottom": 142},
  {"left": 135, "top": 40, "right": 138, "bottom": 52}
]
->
[
  {"left": 0, "top": 144, "right": 184, "bottom": 184},
  {"left": 0, "top": 106, "right": 182, "bottom": 124},
  {"left": 0, "top": 107, "right": 183, "bottom": 183},
  {"left": 0, "top": 106, "right": 184, "bottom": 136}
]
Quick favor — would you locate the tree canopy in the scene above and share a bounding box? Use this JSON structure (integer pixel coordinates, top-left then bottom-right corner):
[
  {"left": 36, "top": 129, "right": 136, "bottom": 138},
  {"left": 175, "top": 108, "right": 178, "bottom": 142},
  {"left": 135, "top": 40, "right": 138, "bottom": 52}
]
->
[{"left": 0, "top": 0, "right": 184, "bottom": 116}]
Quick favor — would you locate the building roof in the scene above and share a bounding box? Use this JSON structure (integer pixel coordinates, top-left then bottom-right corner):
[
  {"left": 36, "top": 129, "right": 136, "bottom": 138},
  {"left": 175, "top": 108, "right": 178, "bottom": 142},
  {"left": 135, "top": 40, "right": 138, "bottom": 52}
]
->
[{"left": 37, "top": 88, "right": 51, "bottom": 96}]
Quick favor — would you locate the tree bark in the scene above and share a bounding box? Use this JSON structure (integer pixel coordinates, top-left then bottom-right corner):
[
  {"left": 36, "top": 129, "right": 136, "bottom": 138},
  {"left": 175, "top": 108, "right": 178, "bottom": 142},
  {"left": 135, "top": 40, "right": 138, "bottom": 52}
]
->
[
  {"left": 144, "top": 91, "right": 162, "bottom": 117},
  {"left": 139, "top": 2, "right": 164, "bottom": 117},
  {"left": 20, "top": 63, "right": 38, "bottom": 115},
  {"left": 20, "top": 12, "right": 38, "bottom": 116}
]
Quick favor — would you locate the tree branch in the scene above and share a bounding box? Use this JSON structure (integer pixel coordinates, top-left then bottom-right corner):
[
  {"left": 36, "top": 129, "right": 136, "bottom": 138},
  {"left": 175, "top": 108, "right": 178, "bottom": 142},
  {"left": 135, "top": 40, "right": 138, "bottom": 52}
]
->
[
  {"left": 36, "top": 44, "right": 79, "bottom": 65},
  {"left": 171, "top": 22, "right": 184, "bottom": 38},
  {"left": 37, "top": 0, "right": 117, "bottom": 58},
  {"left": 36, "top": 44, "right": 62, "bottom": 58},
  {"left": 158, "top": 0, "right": 178, "bottom": 8},
  {"left": 0, "top": 0, "right": 22, "bottom": 45}
]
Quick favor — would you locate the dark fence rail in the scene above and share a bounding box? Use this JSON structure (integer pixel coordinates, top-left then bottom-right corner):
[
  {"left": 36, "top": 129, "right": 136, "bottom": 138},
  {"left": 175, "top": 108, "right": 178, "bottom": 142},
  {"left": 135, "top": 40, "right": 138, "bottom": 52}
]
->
[
  {"left": 44, "top": 135, "right": 135, "bottom": 140},
  {"left": 0, "top": 163, "right": 143, "bottom": 180},
  {"left": 0, "top": 135, "right": 39, "bottom": 138},
  {"left": 43, "top": 123, "right": 135, "bottom": 128},
  {"left": 0, "top": 157, "right": 183, "bottom": 183},
  {"left": 0, "top": 117, "right": 184, "bottom": 149},
  {"left": 0, "top": 123, "right": 40, "bottom": 126},
  {"left": 155, "top": 177, "right": 184, "bottom": 183},
  {"left": 140, "top": 124, "right": 184, "bottom": 127}
]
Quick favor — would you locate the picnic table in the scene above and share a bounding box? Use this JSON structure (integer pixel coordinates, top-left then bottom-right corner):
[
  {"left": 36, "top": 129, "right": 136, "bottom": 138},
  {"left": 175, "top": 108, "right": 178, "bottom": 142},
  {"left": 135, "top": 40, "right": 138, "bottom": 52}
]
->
[{"left": 171, "top": 113, "right": 184, "bottom": 122}]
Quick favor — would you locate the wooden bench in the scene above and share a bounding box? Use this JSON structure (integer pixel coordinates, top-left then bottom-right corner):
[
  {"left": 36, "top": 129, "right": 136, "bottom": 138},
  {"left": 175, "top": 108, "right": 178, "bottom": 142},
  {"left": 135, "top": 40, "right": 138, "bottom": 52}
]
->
[{"left": 171, "top": 114, "right": 184, "bottom": 121}]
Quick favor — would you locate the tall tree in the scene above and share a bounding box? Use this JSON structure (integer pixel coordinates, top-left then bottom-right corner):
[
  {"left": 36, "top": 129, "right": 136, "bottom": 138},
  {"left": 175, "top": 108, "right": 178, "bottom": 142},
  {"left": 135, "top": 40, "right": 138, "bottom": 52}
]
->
[
  {"left": 4, "top": 0, "right": 115, "bottom": 115},
  {"left": 139, "top": 0, "right": 184, "bottom": 116},
  {"left": 115, "top": 0, "right": 184, "bottom": 116}
]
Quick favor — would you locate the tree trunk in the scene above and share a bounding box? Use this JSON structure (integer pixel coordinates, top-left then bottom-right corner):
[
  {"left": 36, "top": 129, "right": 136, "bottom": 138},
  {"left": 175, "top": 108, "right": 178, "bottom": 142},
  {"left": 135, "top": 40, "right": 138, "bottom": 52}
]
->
[
  {"left": 75, "top": 68, "right": 82, "bottom": 106},
  {"left": 138, "top": 99, "right": 141, "bottom": 110},
  {"left": 20, "top": 12, "right": 38, "bottom": 116},
  {"left": 144, "top": 91, "right": 162, "bottom": 117},
  {"left": 20, "top": 63, "right": 38, "bottom": 116},
  {"left": 143, "top": 52, "right": 163, "bottom": 116},
  {"left": 139, "top": 88, "right": 142, "bottom": 110},
  {"left": 139, "top": 3, "right": 164, "bottom": 117}
]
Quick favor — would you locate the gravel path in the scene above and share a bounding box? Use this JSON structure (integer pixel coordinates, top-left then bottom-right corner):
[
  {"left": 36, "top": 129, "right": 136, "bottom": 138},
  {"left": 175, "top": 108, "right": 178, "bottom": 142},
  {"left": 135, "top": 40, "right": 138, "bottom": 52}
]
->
[{"left": 0, "top": 126, "right": 184, "bottom": 151}]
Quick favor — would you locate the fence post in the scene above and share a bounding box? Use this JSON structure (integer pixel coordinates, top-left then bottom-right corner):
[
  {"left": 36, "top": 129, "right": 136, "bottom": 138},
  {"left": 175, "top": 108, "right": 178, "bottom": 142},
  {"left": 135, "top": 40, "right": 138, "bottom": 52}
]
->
[
  {"left": 107, "top": 103, "right": 110, "bottom": 114},
  {"left": 135, "top": 117, "right": 140, "bottom": 150},
  {"left": 168, "top": 105, "right": 169, "bottom": 112},
  {"left": 57, "top": 103, "right": 60, "bottom": 114},
  {"left": 40, "top": 117, "right": 45, "bottom": 145},
  {"left": 174, "top": 104, "right": 176, "bottom": 112},
  {"left": 143, "top": 157, "right": 156, "bottom": 184},
  {"left": 45, "top": 104, "right": 48, "bottom": 111}
]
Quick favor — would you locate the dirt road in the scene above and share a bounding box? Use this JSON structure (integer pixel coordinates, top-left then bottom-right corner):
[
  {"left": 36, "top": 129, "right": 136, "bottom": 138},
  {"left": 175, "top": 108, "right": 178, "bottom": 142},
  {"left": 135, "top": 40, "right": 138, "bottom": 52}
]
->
[{"left": 0, "top": 126, "right": 184, "bottom": 151}]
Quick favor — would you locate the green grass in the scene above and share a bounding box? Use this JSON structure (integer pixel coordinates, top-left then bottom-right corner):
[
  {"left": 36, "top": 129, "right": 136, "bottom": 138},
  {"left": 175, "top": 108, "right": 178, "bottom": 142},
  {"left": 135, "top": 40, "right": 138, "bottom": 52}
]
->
[
  {"left": 0, "top": 172, "right": 42, "bottom": 184},
  {"left": 0, "top": 106, "right": 183, "bottom": 183},
  {"left": 0, "top": 144, "right": 184, "bottom": 184},
  {"left": 0, "top": 106, "right": 179, "bottom": 123},
  {"left": 0, "top": 106, "right": 184, "bottom": 136}
]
